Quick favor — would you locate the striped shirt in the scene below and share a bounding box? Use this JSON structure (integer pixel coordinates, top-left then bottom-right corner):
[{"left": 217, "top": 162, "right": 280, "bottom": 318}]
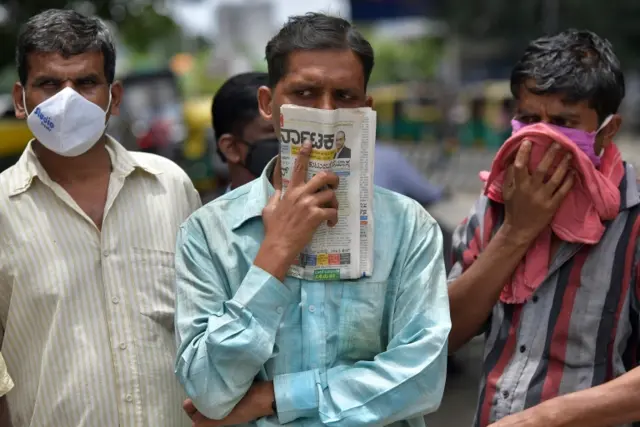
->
[
  {"left": 0, "top": 352, "right": 13, "bottom": 397},
  {"left": 449, "top": 163, "right": 640, "bottom": 427},
  {"left": 0, "top": 138, "right": 201, "bottom": 426}
]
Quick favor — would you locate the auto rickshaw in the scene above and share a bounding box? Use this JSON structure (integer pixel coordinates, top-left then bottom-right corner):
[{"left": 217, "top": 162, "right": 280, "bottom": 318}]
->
[
  {"left": 455, "top": 79, "right": 513, "bottom": 150},
  {"left": 181, "top": 96, "right": 227, "bottom": 196},
  {"left": 370, "top": 82, "right": 446, "bottom": 144}
]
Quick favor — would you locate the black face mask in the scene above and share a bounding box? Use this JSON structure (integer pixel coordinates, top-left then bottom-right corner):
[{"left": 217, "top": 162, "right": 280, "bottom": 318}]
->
[{"left": 242, "top": 138, "right": 280, "bottom": 178}]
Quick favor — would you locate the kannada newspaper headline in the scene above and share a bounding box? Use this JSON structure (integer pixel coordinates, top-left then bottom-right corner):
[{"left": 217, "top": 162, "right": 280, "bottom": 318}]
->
[{"left": 279, "top": 104, "right": 376, "bottom": 281}]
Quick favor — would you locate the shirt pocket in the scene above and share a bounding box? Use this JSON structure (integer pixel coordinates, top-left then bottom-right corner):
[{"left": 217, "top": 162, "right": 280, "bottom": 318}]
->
[
  {"left": 130, "top": 247, "right": 176, "bottom": 347},
  {"left": 336, "top": 280, "right": 389, "bottom": 362}
]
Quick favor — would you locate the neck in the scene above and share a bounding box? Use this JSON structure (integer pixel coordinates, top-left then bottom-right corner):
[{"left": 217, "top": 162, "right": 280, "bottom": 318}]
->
[
  {"left": 34, "top": 137, "right": 111, "bottom": 183},
  {"left": 228, "top": 165, "right": 256, "bottom": 190}
]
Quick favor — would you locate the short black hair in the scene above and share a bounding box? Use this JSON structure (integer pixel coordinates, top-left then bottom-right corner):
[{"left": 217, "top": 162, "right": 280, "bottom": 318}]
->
[
  {"left": 16, "top": 9, "right": 116, "bottom": 86},
  {"left": 211, "top": 72, "right": 269, "bottom": 162},
  {"left": 511, "top": 29, "right": 625, "bottom": 123},
  {"left": 265, "top": 12, "right": 374, "bottom": 88}
]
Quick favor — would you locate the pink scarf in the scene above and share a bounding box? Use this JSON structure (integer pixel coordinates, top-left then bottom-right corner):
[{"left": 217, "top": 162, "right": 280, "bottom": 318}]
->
[{"left": 476, "top": 123, "right": 624, "bottom": 304}]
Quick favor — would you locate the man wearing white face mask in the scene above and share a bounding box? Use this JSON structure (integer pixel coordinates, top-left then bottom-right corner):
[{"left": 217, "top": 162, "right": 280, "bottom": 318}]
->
[{"left": 0, "top": 9, "right": 200, "bottom": 427}]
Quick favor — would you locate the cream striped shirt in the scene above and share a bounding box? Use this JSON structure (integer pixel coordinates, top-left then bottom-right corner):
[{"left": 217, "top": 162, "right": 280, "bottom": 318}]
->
[
  {"left": 0, "top": 138, "right": 201, "bottom": 426},
  {"left": 0, "top": 352, "right": 13, "bottom": 397}
]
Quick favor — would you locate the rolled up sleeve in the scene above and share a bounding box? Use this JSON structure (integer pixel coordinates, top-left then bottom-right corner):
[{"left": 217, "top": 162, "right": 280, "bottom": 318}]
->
[{"left": 174, "top": 220, "right": 292, "bottom": 420}]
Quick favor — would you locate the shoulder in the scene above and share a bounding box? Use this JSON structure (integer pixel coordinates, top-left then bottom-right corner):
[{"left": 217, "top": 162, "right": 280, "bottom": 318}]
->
[
  {"left": 0, "top": 164, "right": 22, "bottom": 196},
  {"left": 373, "top": 186, "right": 440, "bottom": 253},
  {"left": 181, "top": 180, "right": 256, "bottom": 232},
  {"left": 130, "top": 151, "right": 193, "bottom": 186},
  {"left": 374, "top": 185, "right": 435, "bottom": 226}
]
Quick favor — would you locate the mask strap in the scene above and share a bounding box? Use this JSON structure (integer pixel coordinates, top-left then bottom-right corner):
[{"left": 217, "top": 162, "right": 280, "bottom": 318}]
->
[
  {"left": 597, "top": 114, "right": 613, "bottom": 133},
  {"left": 22, "top": 89, "right": 29, "bottom": 116},
  {"left": 596, "top": 114, "right": 614, "bottom": 158},
  {"left": 105, "top": 84, "right": 113, "bottom": 114}
]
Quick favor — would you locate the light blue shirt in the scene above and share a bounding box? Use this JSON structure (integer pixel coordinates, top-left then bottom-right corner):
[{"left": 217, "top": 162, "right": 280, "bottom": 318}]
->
[{"left": 174, "top": 160, "right": 451, "bottom": 426}]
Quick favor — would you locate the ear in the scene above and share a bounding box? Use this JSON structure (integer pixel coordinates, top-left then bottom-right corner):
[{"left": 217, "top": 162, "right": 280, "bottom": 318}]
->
[
  {"left": 257, "top": 85, "right": 273, "bottom": 121},
  {"left": 13, "top": 82, "right": 27, "bottom": 120},
  {"left": 218, "top": 134, "right": 242, "bottom": 164},
  {"left": 109, "top": 81, "right": 124, "bottom": 117},
  {"left": 365, "top": 95, "right": 373, "bottom": 109},
  {"left": 599, "top": 114, "right": 622, "bottom": 149}
]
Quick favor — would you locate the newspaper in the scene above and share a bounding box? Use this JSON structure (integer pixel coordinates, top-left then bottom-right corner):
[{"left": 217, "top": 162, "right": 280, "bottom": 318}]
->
[{"left": 279, "top": 104, "right": 376, "bottom": 281}]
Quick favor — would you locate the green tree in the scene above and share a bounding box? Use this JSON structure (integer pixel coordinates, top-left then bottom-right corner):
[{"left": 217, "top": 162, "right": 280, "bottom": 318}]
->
[
  {"left": 438, "top": 0, "right": 640, "bottom": 67},
  {"left": 368, "top": 35, "right": 443, "bottom": 85},
  {"left": 0, "top": 0, "right": 181, "bottom": 73}
]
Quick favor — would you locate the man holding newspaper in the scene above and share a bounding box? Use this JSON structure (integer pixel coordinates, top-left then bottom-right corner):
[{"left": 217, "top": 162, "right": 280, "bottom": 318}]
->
[{"left": 174, "top": 12, "right": 451, "bottom": 427}]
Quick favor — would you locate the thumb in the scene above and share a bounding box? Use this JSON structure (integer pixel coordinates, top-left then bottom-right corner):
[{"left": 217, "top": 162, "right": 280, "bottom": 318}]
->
[{"left": 182, "top": 399, "right": 197, "bottom": 417}]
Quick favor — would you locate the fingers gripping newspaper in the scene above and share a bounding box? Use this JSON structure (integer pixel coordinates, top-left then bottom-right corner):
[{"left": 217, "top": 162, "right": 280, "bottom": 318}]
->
[{"left": 279, "top": 104, "right": 376, "bottom": 281}]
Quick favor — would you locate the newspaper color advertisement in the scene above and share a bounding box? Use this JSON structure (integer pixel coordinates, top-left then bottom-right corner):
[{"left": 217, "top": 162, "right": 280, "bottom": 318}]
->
[{"left": 279, "top": 104, "right": 376, "bottom": 281}]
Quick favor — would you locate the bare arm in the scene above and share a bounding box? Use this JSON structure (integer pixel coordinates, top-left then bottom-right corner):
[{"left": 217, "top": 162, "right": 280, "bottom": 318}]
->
[
  {"left": 448, "top": 224, "right": 530, "bottom": 351},
  {"left": 489, "top": 366, "right": 640, "bottom": 427},
  {"left": 448, "top": 141, "right": 574, "bottom": 352}
]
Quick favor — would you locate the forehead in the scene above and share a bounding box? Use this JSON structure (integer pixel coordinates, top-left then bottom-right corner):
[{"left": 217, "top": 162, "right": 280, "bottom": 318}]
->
[
  {"left": 279, "top": 49, "right": 365, "bottom": 91},
  {"left": 516, "top": 83, "right": 594, "bottom": 118},
  {"left": 25, "top": 51, "right": 105, "bottom": 81}
]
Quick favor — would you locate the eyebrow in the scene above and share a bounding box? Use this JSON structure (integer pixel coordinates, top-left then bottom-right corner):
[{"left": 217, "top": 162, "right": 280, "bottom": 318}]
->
[
  {"left": 32, "top": 73, "right": 101, "bottom": 85},
  {"left": 288, "top": 77, "right": 359, "bottom": 91},
  {"left": 552, "top": 112, "right": 581, "bottom": 120},
  {"left": 516, "top": 109, "right": 581, "bottom": 120}
]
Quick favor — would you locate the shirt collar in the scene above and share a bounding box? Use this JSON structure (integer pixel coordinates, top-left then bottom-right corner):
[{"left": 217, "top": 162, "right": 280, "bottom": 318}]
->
[
  {"left": 9, "top": 135, "right": 161, "bottom": 197},
  {"left": 231, "top": 157, "right": 277, "bottom": 230}
]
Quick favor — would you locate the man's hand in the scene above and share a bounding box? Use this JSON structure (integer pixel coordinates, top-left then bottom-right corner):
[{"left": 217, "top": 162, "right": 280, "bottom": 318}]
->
[
  {"left": 183, "top": 382, "right": 275, "bottom": 427},
  {"left": 502, "top": 140, "right": 574, "bottom": 243},
  {"left": 255, "top": 141, "right": 339, "bottom": 281}
]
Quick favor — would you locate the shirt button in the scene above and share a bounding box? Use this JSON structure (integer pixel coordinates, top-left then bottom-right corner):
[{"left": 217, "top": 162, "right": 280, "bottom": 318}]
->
[
  {"left": 103, "top": 250, "right": 110, "bottom": 257},
  {"left": 520, "top": 345, "right": 527, "bottom": 353},
  {"left": 112, "top": 297, "right": 120, "bottom": 304},
  {"left": 502, "top": 390, "right": 510, "bottom": 398},
  {"left": 308, "top": 305, "right": 316, "bottom": 313},
  {"left": 276, "top": 307, "right": 283, "bottom": 314},
  {"left": 119, "top": 343, "right": 127, "bottom": 350},
  {"left": 532, "top": 295, "right": 539, "bottom": 303},
  {"left": 125, "top": 394, "right": 133, "bottom": 402}
]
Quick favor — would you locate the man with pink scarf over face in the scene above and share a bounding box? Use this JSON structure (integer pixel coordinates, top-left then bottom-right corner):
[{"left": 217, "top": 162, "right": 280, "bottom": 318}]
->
[{"left": 447, "top": 29, "right": 640, "bottom": 427}]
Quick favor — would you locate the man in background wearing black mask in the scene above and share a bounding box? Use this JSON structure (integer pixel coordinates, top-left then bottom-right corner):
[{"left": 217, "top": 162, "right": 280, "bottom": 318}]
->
[{"left": 212, "top": 72, "right": 278, "bottom": 193}]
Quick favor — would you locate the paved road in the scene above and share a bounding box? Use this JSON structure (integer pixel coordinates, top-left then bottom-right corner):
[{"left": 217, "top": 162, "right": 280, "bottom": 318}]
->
[{"left": 425, "top": 338, "right": 485, "bottom": 426}]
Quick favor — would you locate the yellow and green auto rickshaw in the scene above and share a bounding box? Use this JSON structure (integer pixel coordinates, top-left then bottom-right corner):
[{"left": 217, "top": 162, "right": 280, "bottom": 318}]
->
[
  {"left": 180, "top": 96, "right": 228, "bottom": 195},
  {"left": 370, "top": 82, "right": 445, "bottom": 144},
  {"left": 455, "top": 79, "right": 513, "bottom": 150}
]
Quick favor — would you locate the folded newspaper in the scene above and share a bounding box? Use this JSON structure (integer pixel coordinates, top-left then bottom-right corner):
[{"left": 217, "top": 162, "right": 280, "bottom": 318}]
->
[{"left": 279, "top": 104, "right": 376, "bottom": 281}]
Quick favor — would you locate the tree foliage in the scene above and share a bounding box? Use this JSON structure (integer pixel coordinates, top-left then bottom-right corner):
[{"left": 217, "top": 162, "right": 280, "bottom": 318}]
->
[
  {"left": 368, "top": 36, "right": 444, "bottom": 85},
  {"left": 0, "top": 0, "right": 181, "bottom": 72},
  {"left": 438, "top": 0, "right": 640, "bottom": 67}
]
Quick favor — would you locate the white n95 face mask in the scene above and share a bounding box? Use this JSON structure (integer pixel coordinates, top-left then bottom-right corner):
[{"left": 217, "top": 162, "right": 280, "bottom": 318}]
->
[{"left": 25, "top": 86, "right": 112, "bottom": 157}]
